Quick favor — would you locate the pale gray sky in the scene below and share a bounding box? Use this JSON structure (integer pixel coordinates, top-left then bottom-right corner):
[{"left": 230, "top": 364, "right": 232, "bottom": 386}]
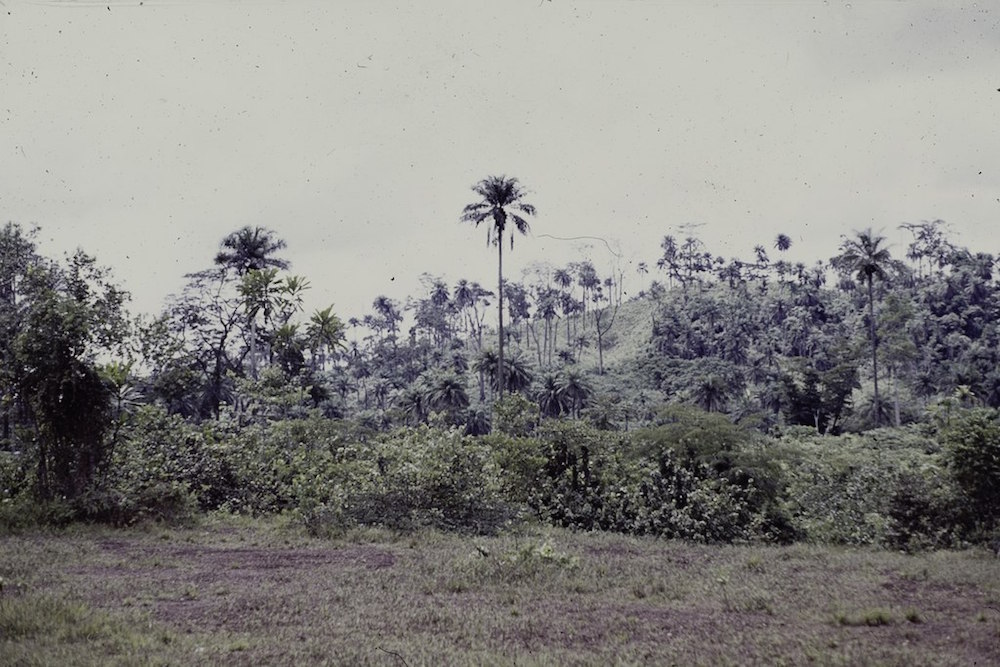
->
[{"left": 3, "top": 1, "right": 999, "bottom": 320}]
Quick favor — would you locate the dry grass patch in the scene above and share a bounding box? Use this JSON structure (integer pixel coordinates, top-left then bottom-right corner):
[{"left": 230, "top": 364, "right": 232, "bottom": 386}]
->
[{"left": 1, "top": 516, "right": 999, "bottom": 665}]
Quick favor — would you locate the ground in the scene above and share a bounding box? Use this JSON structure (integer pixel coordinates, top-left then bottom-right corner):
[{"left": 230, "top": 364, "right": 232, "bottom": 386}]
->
[{"left": 2, "top": 516, "right": 999, "bottom": 665}]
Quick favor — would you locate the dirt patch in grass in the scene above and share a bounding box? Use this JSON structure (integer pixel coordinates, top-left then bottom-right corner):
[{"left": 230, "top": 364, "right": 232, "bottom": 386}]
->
[
  {"left": 95, "top": 538, "right": 396, "bottom": 571},
  {"left": 64, "top": 538, "right": 399, "bottom": 632}
]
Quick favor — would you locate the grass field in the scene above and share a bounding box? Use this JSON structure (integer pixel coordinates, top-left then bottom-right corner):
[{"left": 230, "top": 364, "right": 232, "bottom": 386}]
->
[{"left": 2, "top": 516, "right": 999, "bottom": 666}]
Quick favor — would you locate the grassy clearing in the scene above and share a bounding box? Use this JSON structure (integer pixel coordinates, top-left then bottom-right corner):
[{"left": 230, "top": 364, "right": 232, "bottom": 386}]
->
[{"left": 2, "top": 515, "right": 999, "bottom": 666}]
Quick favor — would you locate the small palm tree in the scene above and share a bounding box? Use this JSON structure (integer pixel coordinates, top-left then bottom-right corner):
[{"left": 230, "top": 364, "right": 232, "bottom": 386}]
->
[
  {"left": 503, "top": 354, "right": 534, "bottom": 395},
  {"left": 833, "top": 228, "right": 893, "bottom": 426},
  {"left": 271, "top": 322, "right": 305, "bottom": 376},
  {"left": 536, "top": 372, "right": 570, "bottom": 418},
  {"left": 461, "top": 175, "right": 537, "bottom": 398},
  {"left": 463, "top": 404, "right": 491, "bottom": 436},
  {"left": 306, "top": 306, "right": 346, "bottom": 372},
  {"left": 474, "top": 349, "right": 500, "bottom": 400},
  {"left": 425, "top": 372, "right": 470, "bottom": 421},
  {"left": 557, "top": 369, "right": 594, "bottom": 419},
  {"left": 398, "top": 385, "right": 428, "bottom": 425},
  {"left": 691, "top": 374, "right": 729, "bottom": 413}
]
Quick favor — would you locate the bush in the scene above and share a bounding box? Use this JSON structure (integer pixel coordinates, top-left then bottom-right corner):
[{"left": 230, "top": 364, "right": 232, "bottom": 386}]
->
[
  {"left": 79, "top": 406, "right": 215, "bottom": 525},
  {"left": 635, "top": 407, "right": 796, "bottom": 542},
  {"left": 493, "top": 394, "right": 539, "bottom": 437},
  {"left": 941, "top": 408, "right": 1000, "bottom": 533},
  {"left": 886, "top": 471, "right": 964, "bottom": 551},
  {"left": 480, "top": 432, "right": 546, "bottom": 504},
  {"left": 777, "top": 426, "right": 961, "bottom": 547},
  {"left": 525, "top": 419, "right": 779, "bottom": 543},
  {"left": 340, "top": 426, "right": 515, "bottom": 535}
]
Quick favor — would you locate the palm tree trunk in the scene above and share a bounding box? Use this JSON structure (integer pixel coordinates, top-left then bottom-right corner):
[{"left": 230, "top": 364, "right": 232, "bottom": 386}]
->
[
  {"left": 868, "top": 277, "right": 879, "bottom": 426},
  {"left": 249, "top": 316, "right": 258, "bottom": 379},
  {"left": 892, "top": 365, "right": 901, "bottom": 427},
  {"left": 531, "top": 321, "right": 542, "bottom": 366},
  {"left": 497, "top": 239, "right": 505, "bottom": 398},
  {"left": 597, "top": 329, "right": 604, "bottom": 374}
]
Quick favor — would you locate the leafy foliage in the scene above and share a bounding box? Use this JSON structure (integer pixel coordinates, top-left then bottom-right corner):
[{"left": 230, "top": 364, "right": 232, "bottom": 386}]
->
[{"left": 940, "top": 408, "right": 1000, "bottom": 532}]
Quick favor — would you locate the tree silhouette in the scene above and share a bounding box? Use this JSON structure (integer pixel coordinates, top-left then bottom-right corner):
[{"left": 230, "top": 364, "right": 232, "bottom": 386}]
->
[
  {"left": 461, "top": 175, "right": 536, "bottom": 398},
  {"left": 833, "top": 228, "right": 893, "bottom": 426},
  {"left": 215, "top": 227, "right": 289, "bottom": 380}
]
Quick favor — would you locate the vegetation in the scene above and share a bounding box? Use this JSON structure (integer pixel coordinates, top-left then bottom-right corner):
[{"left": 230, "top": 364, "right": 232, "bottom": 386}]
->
[{"left": 3, "top": 187, "right": 1000, "bottom": 658}]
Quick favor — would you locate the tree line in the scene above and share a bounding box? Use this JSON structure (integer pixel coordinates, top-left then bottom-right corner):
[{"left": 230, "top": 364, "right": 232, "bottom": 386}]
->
[{"left": 1, "top": 176, "right": 999, "bottom": 537}]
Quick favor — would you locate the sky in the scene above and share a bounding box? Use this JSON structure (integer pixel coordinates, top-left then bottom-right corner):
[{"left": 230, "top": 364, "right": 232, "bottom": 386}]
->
[{"left": 3, "top": 0, "right": 999, "bottom": 322}]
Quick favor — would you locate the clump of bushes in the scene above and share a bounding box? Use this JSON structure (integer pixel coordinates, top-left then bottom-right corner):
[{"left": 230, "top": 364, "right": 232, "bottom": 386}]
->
[
  {"left": 85, "top": 406, "right": 513, "bottom": 535},
  {"left": 312, "top": 425, "right": 516, "bottom": 536},
  {"left": 525, "top": 414, "right": 793, "bottom": 544},
  {"left": 939, "top": 408, "right": 1000, "bottom": 536},
  {"left": 776, "top": 422, "right": 987, "bottom": 550},
  {"left": 7, "top": 399, "right": 999, "bottom": 552}
]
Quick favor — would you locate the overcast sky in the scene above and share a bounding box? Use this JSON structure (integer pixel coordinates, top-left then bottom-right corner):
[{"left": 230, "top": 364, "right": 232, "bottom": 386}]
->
[{"left": 3, "top": 1, "right": 999, "bottom": 320}]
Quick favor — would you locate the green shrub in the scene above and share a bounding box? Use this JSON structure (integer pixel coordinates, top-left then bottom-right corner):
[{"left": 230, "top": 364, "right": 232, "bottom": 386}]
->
[
  {"left": 78, "top": 406, "right": 213, "bottom": 525},
  {"left": 525, "top": 419, "right": 777, "bottom": 543},
  {"left": 342, "top": 426, "right": 515, "bottom": 535},
  {"left": 886, "top": 470, "right": 964, "bottom": 551},
  {"left": 940, "top": 408, "right": 1000, "bottom": 533},
  {"left": 778, "top": 426, "right": 959, "bottom": 547},
  {"left": 635, "top": 407, "right": 797, "bottom": 543},
  {"left": 480, "top": 432, "right": 546, "bottom": 504},
  {"left": 493, "top": 393, "right": 539, "bottom": 437}
]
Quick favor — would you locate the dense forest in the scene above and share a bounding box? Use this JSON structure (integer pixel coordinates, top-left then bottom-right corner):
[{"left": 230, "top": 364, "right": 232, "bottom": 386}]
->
[{"left": 1, "top": 177, "right": 998, "bottom": 550}]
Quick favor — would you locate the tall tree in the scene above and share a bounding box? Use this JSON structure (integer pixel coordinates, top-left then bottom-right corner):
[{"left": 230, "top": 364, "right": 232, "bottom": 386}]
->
[
  {"left": 461, "top": 175, "right": 537, "bottom": 398},
  {"left": 13, "top": 250, "right": 129, "bottom": 500},
  {"left": 0, "top": 223, "right": 40, "bottom": 442},
  {"left": 214, "top": 227, "right": 290, "bottom": 380},
  {"left": 168, "top": 268, "right": 243, "bottom": 419},
  {"left": 833, "top": 229, "right": 893, "bottom": 426}
]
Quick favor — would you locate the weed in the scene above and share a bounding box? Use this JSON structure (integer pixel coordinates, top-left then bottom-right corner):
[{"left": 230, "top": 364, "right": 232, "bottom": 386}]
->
[{"left": 836, "top": 608, "right": 894, "bottom": 627}]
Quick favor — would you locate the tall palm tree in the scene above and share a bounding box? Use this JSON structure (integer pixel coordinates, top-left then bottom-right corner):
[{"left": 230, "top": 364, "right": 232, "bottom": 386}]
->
[
  {"left": 833, "top": 228, "right": 893, "bottom": 426},
  {"left": 461, "top": 175, "right": 537, "bottom": 398}
]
